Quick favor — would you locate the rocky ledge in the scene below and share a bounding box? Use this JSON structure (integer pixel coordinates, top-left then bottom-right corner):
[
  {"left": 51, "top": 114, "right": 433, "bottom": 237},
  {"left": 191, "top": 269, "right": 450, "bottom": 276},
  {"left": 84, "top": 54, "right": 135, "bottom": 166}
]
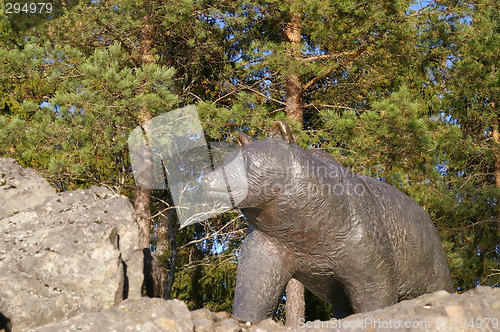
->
[
  {"left": 25, "top": 287, "right": 500, "bottom": 332},
  {"left": 0, "top": 158, "right": 143, "bottom": 331}
]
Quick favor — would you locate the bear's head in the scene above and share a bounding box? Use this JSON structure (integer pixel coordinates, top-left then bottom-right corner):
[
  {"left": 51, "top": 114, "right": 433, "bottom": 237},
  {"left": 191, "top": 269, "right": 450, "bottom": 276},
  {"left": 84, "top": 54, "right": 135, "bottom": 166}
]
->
[{"left": 202, "top": 121, "right": 300, "bottom": 209}]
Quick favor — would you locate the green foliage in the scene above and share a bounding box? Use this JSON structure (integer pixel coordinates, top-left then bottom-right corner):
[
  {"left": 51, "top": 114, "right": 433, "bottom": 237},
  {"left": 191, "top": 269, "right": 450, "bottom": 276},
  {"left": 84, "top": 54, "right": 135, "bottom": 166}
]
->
[
  {"left": 171, "top": 259, "right": 237, "bottom": 312},
  {"left": 170, "top": 213, "right": 244, "bottom": 312},
  {"left": 430, "top": 0, "right": 499, "bottom": 289},
  {"left": 0, "top": 40, "right": 177, "bottom": 189},
  {"left": 315, "top": 87, "right": 436, "bottom": 176},
  {"left": 304, "top": 288, "right": 332, "bottom": 322}
]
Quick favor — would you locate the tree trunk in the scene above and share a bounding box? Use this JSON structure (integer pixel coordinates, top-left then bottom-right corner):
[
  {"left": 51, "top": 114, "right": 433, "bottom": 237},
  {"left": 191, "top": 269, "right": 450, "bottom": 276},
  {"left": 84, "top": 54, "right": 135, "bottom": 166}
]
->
[
  {"left": 157, "top": 190, "right": 178, "bottom": 299},
  {"left": 134, "top": 187, "right": 152, "bottom": 249},
  {"left": 135, "top": 0, "right": 155, "bottom": 249},
  {"left": 283, "top": 11, "right": 306, "bottom": 326},
  {"left": 152, "top": 192, "right": 176, "bottom": 299},
  {"left": 285, "top": 73, "right": 303, "bottom": 124},
  {"left": 285, "top": 278, "right": 305, "bottom": 327},
  {"left": 164, "top": 209, "right": 178, "bottom": 299},
  {"left": 491, "top": 101, "right": 499, "bottom": 230},
  {"left": 283, "top": 13, "right": 303, "bottom": 124},
  {"left": 134, "top": 0, "right": 158, "bottom": 296}
]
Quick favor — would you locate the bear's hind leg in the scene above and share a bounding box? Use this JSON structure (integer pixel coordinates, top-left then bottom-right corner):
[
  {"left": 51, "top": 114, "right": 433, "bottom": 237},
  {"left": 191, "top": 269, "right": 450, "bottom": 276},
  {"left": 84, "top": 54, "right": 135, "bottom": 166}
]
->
[{"left": 345, "top": 277, "right": 398, "bottom": 314}]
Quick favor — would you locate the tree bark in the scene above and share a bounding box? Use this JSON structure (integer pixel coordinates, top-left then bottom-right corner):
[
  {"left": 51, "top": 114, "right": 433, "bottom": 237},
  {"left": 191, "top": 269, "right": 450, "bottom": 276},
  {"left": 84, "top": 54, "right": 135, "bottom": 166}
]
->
[
  {"left": 285, "top": 278, "right": 305, "bottom": 327},
  {"left": 491, "top": 101, "right": 499, "bottom": 230},
  {"left": 282, "top": 11, "right": 306, "bottom": 326},
  {"left": 283, "top": 13, "right": 304, "bottom": 124},
  {"left": 134, "top": 0, "right": 158, "bottom": 296},
  {"left": 285, "top": 73, "right": 303, "bottom": 124},
  {"left": 135, "top": 0, "right": 155, "bottom": 250},
  {"left": 164, "top": 207, "right": 178, "bottom": 299},
  {"left": 157, "top": 190, "right": 178, "bottom": 299},
  {"left": 134, "top": 187, "right": 152, "bottom": 249}
]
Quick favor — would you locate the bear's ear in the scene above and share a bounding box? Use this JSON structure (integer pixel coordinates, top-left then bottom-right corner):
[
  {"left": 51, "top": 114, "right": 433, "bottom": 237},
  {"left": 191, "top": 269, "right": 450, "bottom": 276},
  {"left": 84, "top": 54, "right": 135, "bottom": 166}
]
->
[
  {"left": 270, "top": 121, "right": 294, "bottom": 144},
  {"left": 237, "top": 133, "right": 254, "bottom": 147}
]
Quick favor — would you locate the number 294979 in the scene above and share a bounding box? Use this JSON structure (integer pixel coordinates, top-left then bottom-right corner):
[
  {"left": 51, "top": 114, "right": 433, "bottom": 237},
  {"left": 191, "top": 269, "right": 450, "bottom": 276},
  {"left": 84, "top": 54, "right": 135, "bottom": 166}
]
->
[{"left": 5, "top": 2, "right": 53, "bottom": 14}]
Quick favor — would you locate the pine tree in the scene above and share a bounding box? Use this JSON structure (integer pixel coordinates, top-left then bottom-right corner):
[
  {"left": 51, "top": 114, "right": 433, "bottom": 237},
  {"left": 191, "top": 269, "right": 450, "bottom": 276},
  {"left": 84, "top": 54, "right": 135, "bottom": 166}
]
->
[{"left": 425, "top": 0, "right": 499, "bottom": 288}]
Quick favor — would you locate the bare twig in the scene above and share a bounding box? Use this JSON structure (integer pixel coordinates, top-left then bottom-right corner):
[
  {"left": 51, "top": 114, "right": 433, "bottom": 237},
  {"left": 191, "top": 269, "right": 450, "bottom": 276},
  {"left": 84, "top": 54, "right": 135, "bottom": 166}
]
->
[
  {"left": 214, "top": 73, "right": 276, "bottom": 103},
  {"left": 299, "top": 52, "right": 350, "bottom": 62},
  {"left": 303, "top": 44, "right": 370, "bottom": 91},
  {"left": 407, "top": 0, "right": 439, "bottom": 18},
  {"left": 180, "top": 215, "right": 244, "bottom": 249},
  {"left": 237, "top": 83, "right": 286, "bottom": 106},
  {"left": 304, "top": 103, "right": 366, "bottom": 112}
]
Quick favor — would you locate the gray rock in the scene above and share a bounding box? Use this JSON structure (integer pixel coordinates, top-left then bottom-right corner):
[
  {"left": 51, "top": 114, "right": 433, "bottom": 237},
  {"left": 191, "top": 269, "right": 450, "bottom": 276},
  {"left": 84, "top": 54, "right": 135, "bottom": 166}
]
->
[
  {"left": 24, "top": 287, "right": 500, "bottom": 332},
  {"left": 29, "top": 298, "right": 193, "bottom": 332},
  {"left": 191, "top": 307, "right": 286, "bottom": 332},
  {"left": 0, "top": 158, "right": 143, "bottom": 331},
  {"left": 0, "top": 158, "right": 55, "bottom": 219},
  {"left": 295, "top": 286, "right": 500, "bottom": 332},
  {"left": 192, "top": 308, "right": 216, "bottom": 332},
  {"left": 12, "top": 273, "right": 500, "bottom": 332},
  {"left": 29, "top": 298, "right": 287, "bottom": 332}
]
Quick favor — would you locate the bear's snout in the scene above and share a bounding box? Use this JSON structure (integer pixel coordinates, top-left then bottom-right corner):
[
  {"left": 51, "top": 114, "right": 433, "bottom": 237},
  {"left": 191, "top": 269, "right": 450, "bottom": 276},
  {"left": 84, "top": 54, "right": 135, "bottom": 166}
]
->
[
  {"left": 201, "top": 170, "right": 226, "bottom": 194},
  {"left": 201, "top": 172, "right": 215, "bottom": 189}
]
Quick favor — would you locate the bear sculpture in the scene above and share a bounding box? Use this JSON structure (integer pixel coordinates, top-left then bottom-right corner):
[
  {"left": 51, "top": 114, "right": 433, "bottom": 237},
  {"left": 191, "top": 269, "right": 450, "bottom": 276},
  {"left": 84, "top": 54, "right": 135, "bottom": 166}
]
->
[{"left": 202, "top": 121, "right": 453, "bottom": 323}]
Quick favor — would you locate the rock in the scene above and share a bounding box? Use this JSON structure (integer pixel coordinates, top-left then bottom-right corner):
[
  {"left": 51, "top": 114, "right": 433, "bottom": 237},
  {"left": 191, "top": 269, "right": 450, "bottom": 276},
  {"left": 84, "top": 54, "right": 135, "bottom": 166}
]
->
[
  {"left": 21, "top": 288, "right": 500, "bottom": 332},
  {"left": 0, "top": 159, "right": 143, "bottom": 332},
  {"left": 0, "top": 158, "right": 55, "bottom": 219},
  {"left": 29, "top": 287, "right": 499, "bottom": 331},
  {"left": 29, "top": 298, "right": 287, "bottom": 332},
  {"left": 191, "top": 308, "right": 216, "bottom": 332},
  {"left": 22, "top": 287, "right": 500, "bottom": 332},
  {"left": 295, "top": 286, "right": 500, "bottom": 332},
  {"left": 29, "top": 298, "right": 193, "bottom": 332},
  {"left": 191, "top": 307, "right": 285, "bottom": 332}
]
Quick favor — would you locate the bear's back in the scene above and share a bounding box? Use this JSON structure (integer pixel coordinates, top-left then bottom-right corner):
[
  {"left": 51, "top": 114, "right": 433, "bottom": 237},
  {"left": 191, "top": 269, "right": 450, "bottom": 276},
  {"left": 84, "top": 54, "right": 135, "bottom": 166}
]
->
[{"left": 304, "top": 148, "right": 452, "bottom": 295}]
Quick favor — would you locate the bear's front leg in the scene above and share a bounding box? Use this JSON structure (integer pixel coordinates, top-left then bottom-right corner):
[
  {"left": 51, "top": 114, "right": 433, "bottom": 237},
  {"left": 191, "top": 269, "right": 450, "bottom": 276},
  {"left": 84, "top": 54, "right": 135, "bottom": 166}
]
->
[{"left": 233, "top": 226, "right": 295, "bottom": 323}]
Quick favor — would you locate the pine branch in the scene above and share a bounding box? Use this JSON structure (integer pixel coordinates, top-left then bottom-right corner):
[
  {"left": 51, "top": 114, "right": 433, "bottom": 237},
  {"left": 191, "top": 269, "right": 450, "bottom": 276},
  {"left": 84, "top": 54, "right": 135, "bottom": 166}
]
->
[
  {"left": 303, "top": 44, "right": 370, "bottom": 92},
  {"left": 214, "top": 73, "right": 276, "bottom": 103},
  {"left": 179, "top": 216, "right": 244, "bottom": 249},
  {"left": 407, "top": 0, "right": 439, "bottom": 18},
  {"left": 237, "top": 82, "right": 286, "bottom": 106},
  {"left": 299, "top": 52, "right": 350, "bottom": 62},
  {"left": 94, "top": 18, "right": 139, "bottom": 65},
  {"left": 304, "top": 103, "right": 366, "bottom": 112}
]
